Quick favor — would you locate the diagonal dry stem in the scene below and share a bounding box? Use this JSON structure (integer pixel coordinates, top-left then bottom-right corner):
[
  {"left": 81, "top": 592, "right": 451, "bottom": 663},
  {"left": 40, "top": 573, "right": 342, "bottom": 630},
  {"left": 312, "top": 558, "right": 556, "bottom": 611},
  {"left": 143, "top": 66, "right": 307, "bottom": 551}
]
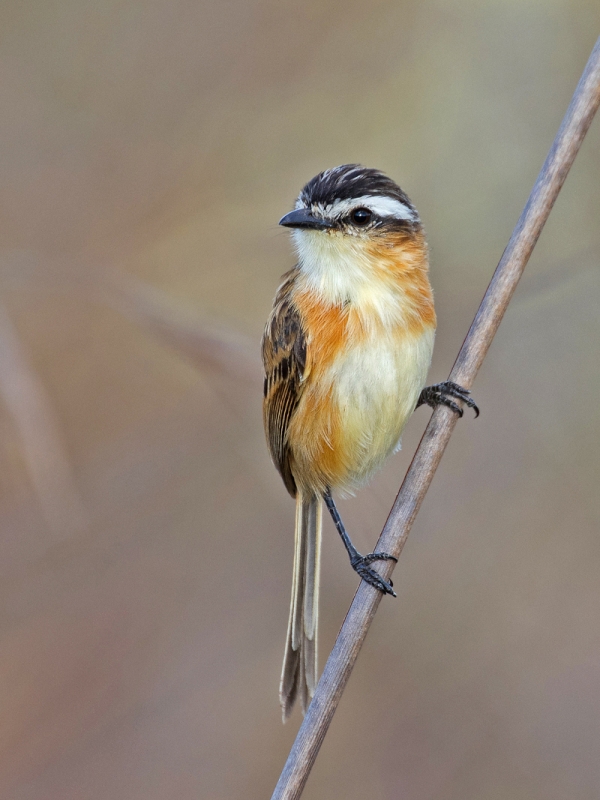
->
[{"left": 272, "top": 35, "right": 600, "bottom": 800}]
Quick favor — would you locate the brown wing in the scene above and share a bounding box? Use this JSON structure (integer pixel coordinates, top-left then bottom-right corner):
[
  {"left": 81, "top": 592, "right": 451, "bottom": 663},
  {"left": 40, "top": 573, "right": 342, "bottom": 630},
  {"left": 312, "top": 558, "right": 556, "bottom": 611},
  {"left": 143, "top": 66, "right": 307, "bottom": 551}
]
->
[{"left": 262, "top": 270, "right": 307, "bottom": 497}]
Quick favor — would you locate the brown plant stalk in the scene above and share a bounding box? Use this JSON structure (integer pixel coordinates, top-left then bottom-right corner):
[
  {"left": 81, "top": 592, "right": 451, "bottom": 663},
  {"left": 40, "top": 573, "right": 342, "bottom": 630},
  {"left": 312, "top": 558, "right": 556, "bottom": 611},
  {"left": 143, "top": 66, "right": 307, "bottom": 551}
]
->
[{"left": 271, "top": 36, "right": 600, "bottom": 800}]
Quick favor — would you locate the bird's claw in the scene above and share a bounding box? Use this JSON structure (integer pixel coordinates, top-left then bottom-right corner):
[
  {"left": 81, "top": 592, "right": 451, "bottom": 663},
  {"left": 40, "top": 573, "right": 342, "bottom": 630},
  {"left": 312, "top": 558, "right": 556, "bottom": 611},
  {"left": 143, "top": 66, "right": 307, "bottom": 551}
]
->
[
  {"left": 351, "top": 552, "right": 397, "bottom": 597},
  {"left": 418, "top": 381, "right": 479, "bottom": 418}
]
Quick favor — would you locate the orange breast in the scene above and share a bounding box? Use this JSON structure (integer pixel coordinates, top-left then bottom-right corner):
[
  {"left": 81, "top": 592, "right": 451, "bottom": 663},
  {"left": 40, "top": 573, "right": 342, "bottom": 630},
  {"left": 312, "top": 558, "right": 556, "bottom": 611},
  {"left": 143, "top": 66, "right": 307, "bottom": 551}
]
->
[
  {"left": 286, "top": 298, "right": 351, "bottom": 492},
  {"left": 287, "top": 235, "right": 436, "bottom": 494}
]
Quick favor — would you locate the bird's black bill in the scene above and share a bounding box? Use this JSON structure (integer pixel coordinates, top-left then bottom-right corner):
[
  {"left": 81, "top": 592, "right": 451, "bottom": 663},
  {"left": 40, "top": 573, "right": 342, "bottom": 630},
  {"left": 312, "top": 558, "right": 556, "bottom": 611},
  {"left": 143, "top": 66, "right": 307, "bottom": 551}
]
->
[{"left": 279, "top": 208, "right": 334, "bottom": 231}]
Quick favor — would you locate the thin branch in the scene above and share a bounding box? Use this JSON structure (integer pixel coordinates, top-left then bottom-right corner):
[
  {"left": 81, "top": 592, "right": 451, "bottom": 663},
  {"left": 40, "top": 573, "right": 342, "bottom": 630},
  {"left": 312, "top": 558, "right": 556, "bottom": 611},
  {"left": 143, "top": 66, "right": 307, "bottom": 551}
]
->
[{"left": 272, "top": 36, "right": 600, "bottom": 800}]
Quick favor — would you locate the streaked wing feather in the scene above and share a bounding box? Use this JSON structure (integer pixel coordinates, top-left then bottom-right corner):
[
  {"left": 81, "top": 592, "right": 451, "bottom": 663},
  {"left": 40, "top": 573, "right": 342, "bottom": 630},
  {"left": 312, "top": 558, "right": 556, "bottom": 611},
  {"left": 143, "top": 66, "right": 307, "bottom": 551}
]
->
[{"left": 262, "top": 270, "right": 307, "bottom": 496}]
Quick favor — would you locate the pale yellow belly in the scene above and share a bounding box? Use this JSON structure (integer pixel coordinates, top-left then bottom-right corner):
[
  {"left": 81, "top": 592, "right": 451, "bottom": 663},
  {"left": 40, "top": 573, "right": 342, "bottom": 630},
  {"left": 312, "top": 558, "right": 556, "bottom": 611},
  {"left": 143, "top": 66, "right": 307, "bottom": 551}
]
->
[{"left": 289, "top": 327, "right": 434, "bottom": 494}]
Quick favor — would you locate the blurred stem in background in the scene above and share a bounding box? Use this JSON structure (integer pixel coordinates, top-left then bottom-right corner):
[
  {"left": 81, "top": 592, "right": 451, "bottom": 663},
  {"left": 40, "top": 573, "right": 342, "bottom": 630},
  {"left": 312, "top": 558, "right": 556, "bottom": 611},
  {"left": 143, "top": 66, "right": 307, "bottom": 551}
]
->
[{"left": 0, "top": 298, "right": 88, "bottom": 538}]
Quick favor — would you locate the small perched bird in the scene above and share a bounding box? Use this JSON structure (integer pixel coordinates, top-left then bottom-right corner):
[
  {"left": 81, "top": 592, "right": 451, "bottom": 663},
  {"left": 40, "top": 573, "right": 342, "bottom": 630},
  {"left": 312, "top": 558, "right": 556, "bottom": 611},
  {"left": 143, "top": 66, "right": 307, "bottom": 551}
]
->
[{"left": 262, "top": 165, "right": 477, "bottom": 719}]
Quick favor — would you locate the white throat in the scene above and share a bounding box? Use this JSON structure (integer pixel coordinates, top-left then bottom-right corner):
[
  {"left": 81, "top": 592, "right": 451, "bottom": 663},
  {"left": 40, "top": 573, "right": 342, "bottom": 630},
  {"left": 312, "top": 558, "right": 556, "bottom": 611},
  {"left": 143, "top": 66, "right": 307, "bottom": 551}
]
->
[
  {"left": 292, "top": 230, "right": 373, "bottom": 302},
  {"left": 292, "top": 229, "right": 410, "bottom": 329}
]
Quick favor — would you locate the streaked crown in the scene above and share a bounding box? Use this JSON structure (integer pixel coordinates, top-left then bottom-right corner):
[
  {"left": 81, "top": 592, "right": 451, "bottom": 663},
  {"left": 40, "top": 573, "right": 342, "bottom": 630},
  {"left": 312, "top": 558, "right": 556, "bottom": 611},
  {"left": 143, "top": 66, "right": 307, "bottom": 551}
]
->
[{"left": 279, "top": 164, "right": 420, "bottom": 234}]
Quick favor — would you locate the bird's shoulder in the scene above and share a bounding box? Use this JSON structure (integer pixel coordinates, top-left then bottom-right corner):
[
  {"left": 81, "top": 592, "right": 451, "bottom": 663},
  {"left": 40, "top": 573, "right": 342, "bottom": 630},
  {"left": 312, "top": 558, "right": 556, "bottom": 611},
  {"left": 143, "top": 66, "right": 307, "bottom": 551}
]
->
[{"left": 262, "top": 268, "right": 307, "bottom": 380}]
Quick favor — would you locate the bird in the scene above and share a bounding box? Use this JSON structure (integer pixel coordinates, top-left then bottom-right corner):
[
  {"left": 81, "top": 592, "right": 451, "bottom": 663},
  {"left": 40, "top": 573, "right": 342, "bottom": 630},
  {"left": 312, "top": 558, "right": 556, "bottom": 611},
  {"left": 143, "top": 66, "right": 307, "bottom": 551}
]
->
[{"left": 262, "top": 164, "right": 478, "bottom": 720}]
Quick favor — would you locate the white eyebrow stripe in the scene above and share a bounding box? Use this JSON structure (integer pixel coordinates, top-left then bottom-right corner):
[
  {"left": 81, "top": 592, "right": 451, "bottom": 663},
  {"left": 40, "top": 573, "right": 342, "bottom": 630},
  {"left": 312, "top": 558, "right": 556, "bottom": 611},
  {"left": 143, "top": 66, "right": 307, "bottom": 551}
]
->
[{"left": 321, "top": 195, "right": 414, "bottom": 221}]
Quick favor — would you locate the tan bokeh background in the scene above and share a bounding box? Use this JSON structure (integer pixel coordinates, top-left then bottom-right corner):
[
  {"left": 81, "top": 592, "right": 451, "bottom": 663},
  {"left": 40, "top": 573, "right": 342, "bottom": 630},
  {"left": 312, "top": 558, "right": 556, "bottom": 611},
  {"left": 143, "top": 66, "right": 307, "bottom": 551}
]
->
[{"left": 1, "top": 2, "right": 599, "bottom": 798}]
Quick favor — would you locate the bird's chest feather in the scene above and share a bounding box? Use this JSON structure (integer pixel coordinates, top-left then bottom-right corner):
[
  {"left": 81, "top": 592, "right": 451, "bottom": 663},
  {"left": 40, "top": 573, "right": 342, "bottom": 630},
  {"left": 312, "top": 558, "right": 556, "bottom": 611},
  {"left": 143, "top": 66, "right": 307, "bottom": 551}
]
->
[
  {"left": 320, "top": 322, "right": 434, "bottom": 463},
  {"left": 295, "top": 284, "right": 434, "bottom": 415},
  {"left": 289, "top": 287, "right": 435, "bottom": 491},
  {"left": 328, "top": 327, "right": 432, "bottom": 423}
]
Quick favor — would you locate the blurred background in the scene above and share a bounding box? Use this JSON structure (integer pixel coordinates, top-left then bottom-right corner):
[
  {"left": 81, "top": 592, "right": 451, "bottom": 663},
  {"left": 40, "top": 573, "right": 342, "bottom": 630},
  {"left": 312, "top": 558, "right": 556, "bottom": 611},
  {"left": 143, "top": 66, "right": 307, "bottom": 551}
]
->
[{"left": 0, "top": 2, "right": 599, "bottom": 798}]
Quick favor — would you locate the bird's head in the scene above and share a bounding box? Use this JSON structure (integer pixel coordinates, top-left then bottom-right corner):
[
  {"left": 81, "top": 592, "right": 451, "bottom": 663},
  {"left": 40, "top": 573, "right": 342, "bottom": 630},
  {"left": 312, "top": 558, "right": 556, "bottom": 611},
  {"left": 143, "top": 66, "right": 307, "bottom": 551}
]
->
[
  {"left": 279, "top": 164, "right": 420, "bottom": 236},
  {"left": 279, "top": 165, "right": 427, "bottom": 305}
]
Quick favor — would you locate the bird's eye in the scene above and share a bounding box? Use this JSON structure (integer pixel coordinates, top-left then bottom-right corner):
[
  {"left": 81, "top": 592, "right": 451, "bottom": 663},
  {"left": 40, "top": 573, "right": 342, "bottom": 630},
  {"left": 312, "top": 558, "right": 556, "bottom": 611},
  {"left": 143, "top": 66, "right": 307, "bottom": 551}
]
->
[{"left": 350, "top": 208, "right": 372, "bottom": 226}]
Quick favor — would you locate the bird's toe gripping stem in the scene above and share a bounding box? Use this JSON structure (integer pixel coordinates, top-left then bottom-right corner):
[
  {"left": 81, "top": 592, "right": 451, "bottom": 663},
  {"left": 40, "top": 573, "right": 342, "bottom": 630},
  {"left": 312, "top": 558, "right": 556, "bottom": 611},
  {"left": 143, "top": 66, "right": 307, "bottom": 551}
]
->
[
  {"left": 350, "top": 552, "right": 397, "bottom": 597},
  {"left": 417, "top": 381, "right": 479, "bottom": 418}
]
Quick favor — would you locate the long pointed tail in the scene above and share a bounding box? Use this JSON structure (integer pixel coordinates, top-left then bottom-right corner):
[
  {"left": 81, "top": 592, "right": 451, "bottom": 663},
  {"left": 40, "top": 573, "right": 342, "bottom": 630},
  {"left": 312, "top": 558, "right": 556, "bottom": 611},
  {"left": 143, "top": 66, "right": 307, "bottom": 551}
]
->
[{"left": 279, "top": 491, "right": 322, "bottom": 721}]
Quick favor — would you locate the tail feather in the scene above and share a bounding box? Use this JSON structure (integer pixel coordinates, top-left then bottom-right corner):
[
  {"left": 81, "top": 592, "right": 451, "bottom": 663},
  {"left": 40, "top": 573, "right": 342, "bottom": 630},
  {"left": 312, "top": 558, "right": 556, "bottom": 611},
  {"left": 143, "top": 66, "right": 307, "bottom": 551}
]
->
[{"left": 279, "top": 492, "right": 322, "bottom": 721}]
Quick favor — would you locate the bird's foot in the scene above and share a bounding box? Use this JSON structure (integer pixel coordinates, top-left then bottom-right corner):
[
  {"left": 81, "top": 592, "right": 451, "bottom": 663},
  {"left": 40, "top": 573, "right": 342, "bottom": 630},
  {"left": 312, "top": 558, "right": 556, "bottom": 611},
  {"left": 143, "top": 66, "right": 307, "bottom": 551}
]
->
[
  {"left": 417, "top": 381, "right": 479, "bottom": 418},
  {"left": 350, "top": 552, "right": 397, "bottom": 597}
]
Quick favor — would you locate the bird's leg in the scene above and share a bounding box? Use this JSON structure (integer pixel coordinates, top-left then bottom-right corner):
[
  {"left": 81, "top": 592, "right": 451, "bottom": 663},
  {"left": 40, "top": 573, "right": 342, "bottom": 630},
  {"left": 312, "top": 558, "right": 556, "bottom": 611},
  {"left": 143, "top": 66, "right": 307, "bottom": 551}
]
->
[
  {"left": 323, "top": 489, "right": 397, "bottom": 597},
  {"left": 417, "top": 381, "right": 479, "bottom": 418}
]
